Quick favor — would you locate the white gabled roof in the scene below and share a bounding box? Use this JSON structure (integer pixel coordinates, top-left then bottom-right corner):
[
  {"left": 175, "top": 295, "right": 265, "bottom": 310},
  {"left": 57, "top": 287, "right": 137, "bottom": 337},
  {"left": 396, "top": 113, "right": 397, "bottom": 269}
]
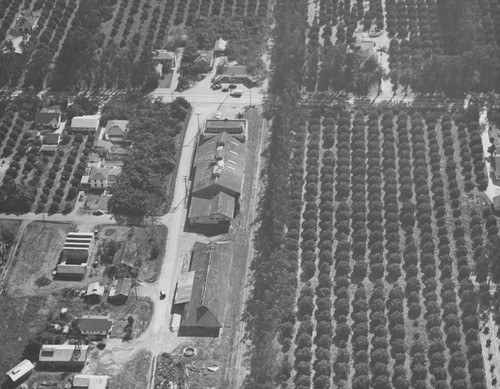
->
[
  {"left": 6, "top": 359, "right": 34, "bottom": 382},
  {"left": 71, "top": 115, "right": 99, "bottom": 129}
]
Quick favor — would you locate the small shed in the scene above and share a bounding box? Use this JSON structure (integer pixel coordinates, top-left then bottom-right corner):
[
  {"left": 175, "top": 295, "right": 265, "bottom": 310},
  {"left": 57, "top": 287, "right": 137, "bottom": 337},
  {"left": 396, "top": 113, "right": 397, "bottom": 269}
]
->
[
  {"left": 73, "top": 374, "right": 109, "bottom": 389},
  {"left": 5, "top": 359, "right": 34, "bottom": 385},
  {"left": 108, "top": 278, "right": 132, "bottom": 305},
  {"left": 85, "top": 281, "right": 104, "bottom": 302}
]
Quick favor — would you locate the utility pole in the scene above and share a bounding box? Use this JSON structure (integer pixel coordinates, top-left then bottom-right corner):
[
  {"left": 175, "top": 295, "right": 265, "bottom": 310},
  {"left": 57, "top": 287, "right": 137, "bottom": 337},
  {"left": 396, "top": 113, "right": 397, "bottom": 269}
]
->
[
  {"left": 249, "top": 89, "right": 252, "bottom": 107},
  {"left": 42, "top": 211, "right": 46, "bottom": 229}
]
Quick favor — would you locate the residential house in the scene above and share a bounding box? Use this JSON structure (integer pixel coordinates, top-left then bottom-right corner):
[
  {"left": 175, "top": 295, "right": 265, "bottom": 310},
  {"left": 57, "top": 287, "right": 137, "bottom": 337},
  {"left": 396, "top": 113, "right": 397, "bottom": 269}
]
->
[
  {"left": 152, "top": 50, "right": 176, "bottom": 71},
  {"left": 176, "top": 241, "right": 233, "bottom": 337},
  {"left": 78, "top": 315, "right": 113, "bottom": 339},
  {"left": 191, "top": 132, "right": 245, "bottom": 199},
  {"left": 13, "top": 10, "right": 40, "bottom": 34},
  {"left": 72, "top": 375, "right": 109, "bottom": 389},
  {"left": 108, "top": 278, "right": 132, "bottom": 305},
  {"left": 35, "top": 107, "right": 61, "bottom": 129},
  {"left": 107, "top": 167, "right": 121, "bottom": 188},
  {"left": 40, "top": 144, "right": 58, "bottom": 155},
  {"left": 354, "top": 39, "right": 377, "bottom": 67},
  {"left": 85, "top": 281, "right": 104, "bottom": 302},
  {"left": 213, "top": 38, "right": 227, "bottom": 56},
  {"left": 188, "top": 191, "right": 235, "bottom": 226},
  {"left": 44, "top": 132, "right": 61, "bottom": 145},
  {"left": 70, "top": 115, "right": 99, "bottom": 134},
  {"left": 89, "top": 167, "right": 110, "bottom": 189},
  {"left": 194, "top": 50, "right": 214, "bottom": 68},
  {"left": 103, "top": 120, "right": 129, "bottom": 143},
  {"left": 38, "top": 344, "right": 89, "bottom": 369},
  {"left": 5, "top": 359, "right": 34, "bottom": 386},
  {"left": 86, "top": 153, "right": 102, "bottom": 172},
  {"left": 94, "top": 139, "right": 113, "bottom": 158}
]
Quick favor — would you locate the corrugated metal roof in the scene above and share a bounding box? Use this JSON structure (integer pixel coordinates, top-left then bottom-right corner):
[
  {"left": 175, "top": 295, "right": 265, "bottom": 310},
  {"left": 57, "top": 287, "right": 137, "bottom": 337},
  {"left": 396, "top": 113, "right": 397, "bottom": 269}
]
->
[
  {"left": 188, "top": 192, "right": 235, "bottom": 219},
  {"left": 180, "top": 242, "right": 233, "bottom": 329},
  {"left": 79, "top": 315, "right": 113, "bottom": 334},
  {"left": 175, "top": 271, "right": 195, "bottom": 304},
  {"left": 192, "top": 132, "right": 245, "bottom": 197},
  {"left": 57, "top": 264, "right": 86, "bottom": 274}
]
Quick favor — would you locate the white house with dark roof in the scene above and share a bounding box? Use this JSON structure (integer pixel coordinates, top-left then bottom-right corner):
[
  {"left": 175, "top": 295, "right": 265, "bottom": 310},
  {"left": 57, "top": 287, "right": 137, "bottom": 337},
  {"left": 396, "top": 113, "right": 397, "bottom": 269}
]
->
[
  {"left": 78, "top": 315, "right": 113, "bottom": 339},
  {"left": 89, "top": 167, "right": 110, "bottom": 189},
  {"left": 70, "top": 115, "right": 99, "bottom": 134},
  {"left": 35, "top": 107, "right": 61, "bottom": 129}
]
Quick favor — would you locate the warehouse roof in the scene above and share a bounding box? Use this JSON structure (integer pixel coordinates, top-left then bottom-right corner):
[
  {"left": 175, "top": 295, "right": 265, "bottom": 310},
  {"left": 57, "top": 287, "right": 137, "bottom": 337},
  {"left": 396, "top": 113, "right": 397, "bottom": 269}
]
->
[
  {"left": 109, "top": 278, "right": 132, "bottom": 298},
  {"left": 174, "top": 271, "right": 195, "bottom": 304},
  {"left": 73, "top": 375, "right": 109, "bottom": 389},
  {"left": 188, "top": 192, "right": 235, "bottom": 219},
  {"left": 71, "top": 115, "right": 99, "bottom": 129},
  {"left": 192, "top": 132, "right": 245, "bottom": 197},
  {"left": 180, "top": 241, "right": 233, "bottom": 329},
  {"left": 78, "top": 315, "right": 113, "bottom": 333}
]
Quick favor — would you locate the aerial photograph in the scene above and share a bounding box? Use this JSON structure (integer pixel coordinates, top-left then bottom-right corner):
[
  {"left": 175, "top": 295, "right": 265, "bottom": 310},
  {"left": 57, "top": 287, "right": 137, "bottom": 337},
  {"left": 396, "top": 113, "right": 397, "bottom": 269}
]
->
[{"left": 0, "top": 0, "right": 499, "bottom": 388}]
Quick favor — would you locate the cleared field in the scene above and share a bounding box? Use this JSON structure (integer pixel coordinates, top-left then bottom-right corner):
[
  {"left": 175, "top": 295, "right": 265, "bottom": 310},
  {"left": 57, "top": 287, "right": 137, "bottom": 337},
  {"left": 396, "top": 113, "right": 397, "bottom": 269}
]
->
[{"left": 6, "top": 221, "right": 73, "bottom": 296}]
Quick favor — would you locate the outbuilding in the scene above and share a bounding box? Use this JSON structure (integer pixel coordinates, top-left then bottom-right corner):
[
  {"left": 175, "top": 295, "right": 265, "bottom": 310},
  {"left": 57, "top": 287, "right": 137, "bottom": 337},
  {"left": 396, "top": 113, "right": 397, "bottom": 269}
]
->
[{"left": 5, "top": 359, "right": 34, "bottom": 386}]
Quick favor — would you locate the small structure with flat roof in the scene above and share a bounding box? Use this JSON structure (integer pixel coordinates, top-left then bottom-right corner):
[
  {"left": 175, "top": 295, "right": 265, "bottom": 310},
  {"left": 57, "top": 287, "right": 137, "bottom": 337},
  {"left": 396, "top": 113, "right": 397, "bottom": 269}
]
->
[
  {"left": 73, "top": 374, "right": 109, "bottom": 389},
  {"left": 5, "top": 359, "right": 34, "bottom": 386},
  {"left": 85, "top": 281, "right": 104, "bottom": 301}
]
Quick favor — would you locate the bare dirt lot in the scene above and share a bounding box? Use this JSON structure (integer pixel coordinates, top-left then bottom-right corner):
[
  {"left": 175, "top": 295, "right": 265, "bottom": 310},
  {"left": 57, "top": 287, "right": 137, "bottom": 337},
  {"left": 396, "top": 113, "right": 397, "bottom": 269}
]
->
[{"left": 6, "top": 221, "right": 74, "bottom": 297}]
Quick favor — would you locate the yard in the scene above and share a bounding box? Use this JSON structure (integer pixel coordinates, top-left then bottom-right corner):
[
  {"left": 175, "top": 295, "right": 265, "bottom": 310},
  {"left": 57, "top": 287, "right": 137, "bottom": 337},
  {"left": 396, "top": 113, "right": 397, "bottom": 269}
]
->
[{"left": 6, "top": 221, "right": 74, "bottom": 297}]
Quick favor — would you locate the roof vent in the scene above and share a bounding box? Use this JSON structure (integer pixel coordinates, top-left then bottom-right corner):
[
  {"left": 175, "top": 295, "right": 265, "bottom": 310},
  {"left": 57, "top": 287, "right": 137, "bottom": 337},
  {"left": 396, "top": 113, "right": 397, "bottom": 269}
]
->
[{"left": 215, "top": 145, "right": 224, "bottom": 159}]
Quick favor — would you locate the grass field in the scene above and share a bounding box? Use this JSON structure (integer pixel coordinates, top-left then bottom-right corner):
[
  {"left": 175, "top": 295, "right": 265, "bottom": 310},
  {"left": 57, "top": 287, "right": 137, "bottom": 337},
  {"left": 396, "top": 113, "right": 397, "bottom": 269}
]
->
[{"left": 6, "top": 221, "right": 74, "bottom": 297}]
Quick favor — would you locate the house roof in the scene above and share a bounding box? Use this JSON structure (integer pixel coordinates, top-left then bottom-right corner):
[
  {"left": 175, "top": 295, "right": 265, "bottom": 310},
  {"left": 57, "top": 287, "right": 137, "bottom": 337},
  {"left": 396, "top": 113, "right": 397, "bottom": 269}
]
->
[
  {"left": 174, "top": 271, "right": 195, "bottom": 304},
  {"left": 180, "top": 241, "right": 233, "bottom": 329},
  {"left": 73, "top": 375, "right": 109, "bottom": 389},
  {"left": 39, "top": 344, "right": 89, "bottom": 364},
  {"left": 95, "top": 139, "right": 113, "bottom": 150},
  {"left": 105, "top": 120, "right": 128, "bottom": 135},
  {"left": 41, "top": 144, "right": 58, "bottom": 152},
  {"left": 35, "top": 109, "right": 61, "bottom": 124},
  {"left": 195, "top": 50, "right": 214, "bottom": 65},
  {"left": 88, "top": 152, "right": 101, "bottom": 164},
  {"left": 44, "top": 132, "right": 60, "bottom": 144},
  {"left": 6, "top": 359, "right": 34, "bottom": 382},
  {"left": 109, "top": 278, "right": 132, "bottom": 298},
  {"left": 110, "top": 144, "right": 128, "bottom": 155},
  {"left": 89, "top": 167, "right": 110, "bottom": 181},
  {"left": 214, "top": 38, "right": 227, "bottom": 52},
  {"left": 152, "top": 50, "right": 175, "bottom": 61},
  {"left": 71, "top": 115, "right": 99, "bottom": 129},
  {"left": 192, "top": 132, "right": 245, "bottom": 197},
  {"left": 78, "top": 315, "right": 113, "bottom": 333},
  {"left": 189, "top": 192, "right": 235, "bottom": 219},
  {"left": 86, "top": 282, "right": 104, "bottom": 297},
  {"left": 108, "top": 167, "right": 122, "bottom": 181},
  {"left": 112, "top": 241, "right": 137, "bottom": 268}
]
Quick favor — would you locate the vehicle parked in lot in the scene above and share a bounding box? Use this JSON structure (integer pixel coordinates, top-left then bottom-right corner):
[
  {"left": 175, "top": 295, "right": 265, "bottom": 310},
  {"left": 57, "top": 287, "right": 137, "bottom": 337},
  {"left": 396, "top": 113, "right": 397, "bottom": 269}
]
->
[
  {"left": 221, "top": 87, "right": 229, "bottom": 92},
  {"left": 230, "top": 89, "right": 243, "bottom": 97},
  {"left": 228, "top": 84, "right": 237, "bottom": 89},
  {"left": 92, "top": 210, "right": 104, "bottom": 216},
  {"left": 211, "top": 83, "right": 222, "bottom": 90}
]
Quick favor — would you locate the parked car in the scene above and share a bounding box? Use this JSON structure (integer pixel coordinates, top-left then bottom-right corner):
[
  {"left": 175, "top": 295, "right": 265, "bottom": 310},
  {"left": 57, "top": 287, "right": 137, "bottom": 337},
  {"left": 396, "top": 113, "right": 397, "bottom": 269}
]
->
[
  {"left": 160, "top": 290, "right": 166, "bottom": 299},
  {"left": 211, "top": 83, "right": 221, "bottom": 90},
  {"left": 230, "top": 89, "right": 243, "bottom": 97},
  {"left": 228, "top": 84, "right": 237, "bottom": 89},
  {"left": 221, "top": 87, "right": 229, "bottom": 92},
  {"left": 92, "top": 210, "right": 104, "bottom": 216}
]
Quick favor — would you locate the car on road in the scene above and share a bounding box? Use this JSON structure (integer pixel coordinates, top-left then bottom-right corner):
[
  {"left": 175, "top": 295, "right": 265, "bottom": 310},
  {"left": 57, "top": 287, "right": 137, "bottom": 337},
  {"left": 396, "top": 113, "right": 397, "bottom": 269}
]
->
[
  {"left": 79, "top": 193, "right": 85, "bottom": 201},
  {"left": 228, "top": 84, "right": 237, "bottom": 89},
  {"left": 160, "top": 289, "right": 166, "bottom": 299},
  {"left": 92, "top": 210, "right": 104, "bottom": 216}
]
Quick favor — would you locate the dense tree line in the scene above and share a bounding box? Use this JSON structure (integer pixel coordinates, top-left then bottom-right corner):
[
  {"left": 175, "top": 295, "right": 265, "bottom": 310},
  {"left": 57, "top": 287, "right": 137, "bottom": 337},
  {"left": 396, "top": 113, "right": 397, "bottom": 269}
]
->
[
  {"left": 106, "top": 95, "right": 190, "bottom": 216},
  {"left": 243, "top": 0, "right": 307, "bottom": 387}
]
